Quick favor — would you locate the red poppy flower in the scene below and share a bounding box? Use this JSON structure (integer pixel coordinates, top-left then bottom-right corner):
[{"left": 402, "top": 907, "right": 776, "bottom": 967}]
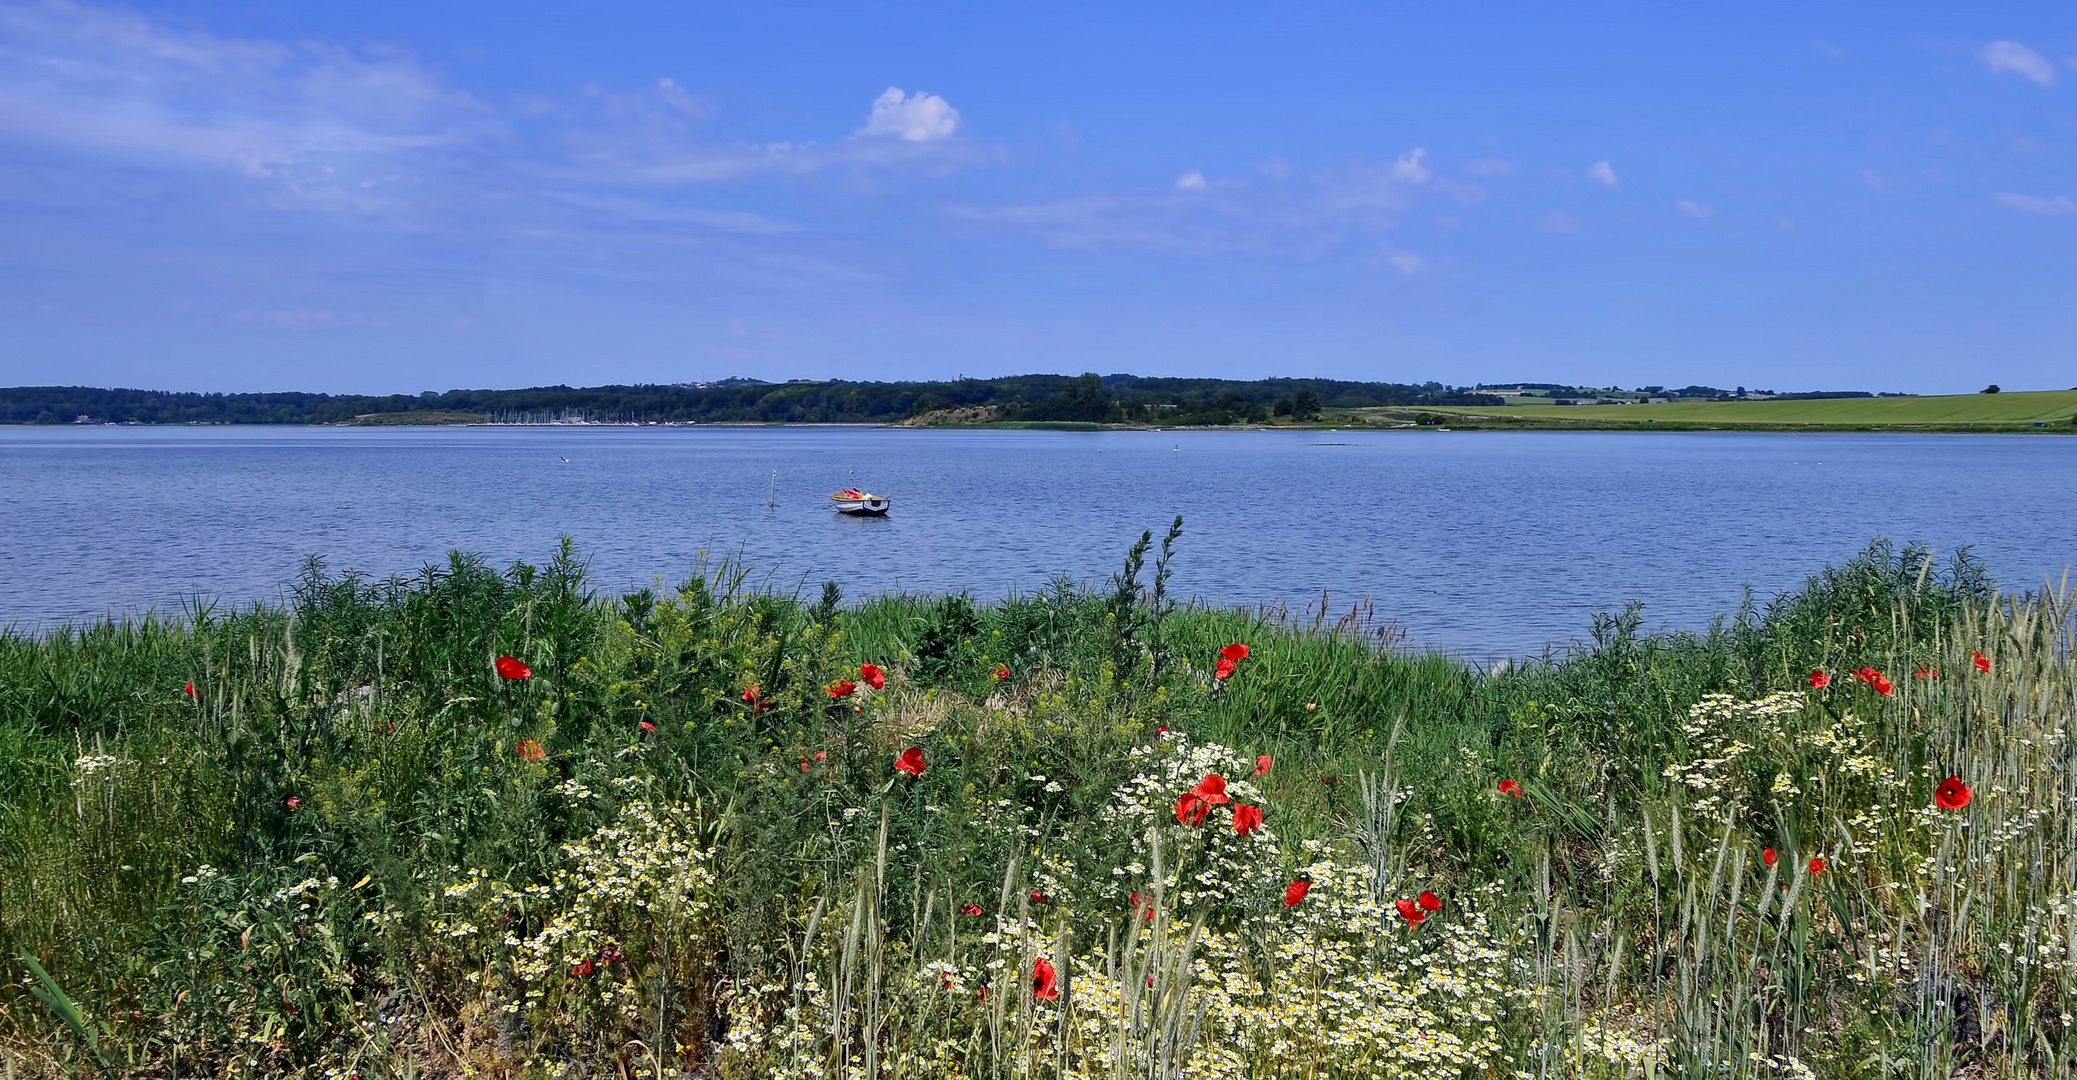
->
[
  {"left": 639, "top": 720, "right": 656, "bottom": 730},
  {"left": 799, "top": 760, "right": 810, "bottom": 771},
  {"left": 1853, "top": 667, "right": 1893, "bottom": 695},
  {"left": 570, "top": 958, "right": 594, "bottom": 977},
  {"left": 1213, "top": 658, "right": 1237, "bottom": 679},
  {"left": 993, "top": 664, "right": 1010, "bottom": 679},
  {"left": 495, "top": 655, "right": 532, "bottom": 680},
  {"left": 1233, "top": 804, "right": 1264, "bottom": 836},
  {"left": 860, "top": 663, "right": 886, "bottom": 690},
  {"left": 1395, "top": 898, "right": 1426, "bottom": 925},
  {"left": 742, "top": 685, "right": 774, "bottom": 712},
  {"left": 1031, "top": 957, "right": 1058, "bottom": 999},
  {"left": 1319, "top": 773, "right": 1340, "bottom": 785},
  {"left": 1220, "top": 643, "right": 1250, "bottom": 661},
  {"left": 827, "top": 679, "right": 857, "bottom": 699},
  {"left": 285, "top": 796, "right": 300, "bottom": 809},
  {"left": 1174, "top": 792, "right": 1210, "bottom": 826},
  {"left": 1418, "top": 890, "right": 1442, "bottom": 912},
  {"left": 1156, "top": 725, "right": 1169, "bottom": 737},
  {"left": 1762, "top": 847, "right": 1778, "bottom": 867},
  {"left": 183, "top": 680, "right": 196, "bottom": 698},
  {"left": 1192, "top": 774, "right": 1231, "bottom": 804},
  {"left": 814, "top": 750, "right": 826, "bottom": 760},
  {"left": 1935, "top": 775, "right": 1972, "bottom": 810},
  {"left": 1807, "top": 857, "right": 1826, "bottom": 874},
  {"left": 1972, "top": 650, "right": 1991, "bottom": 672},
  {"left": 1808, "top": 670, "right": 1830, "bottom": 689},
  {"left": 1283, "top": 879, "right": 1311, "bottom": 907},
  {"left": 515, "top": 738, "right": 546, "bottom": 760},
  {"left": 1030, "top": 890, "right": 1051, "bottom": 905},
  {"left": 1497, "top": 778, "right": 1523, "bottom": 798},
  {"left": 1129, "top": 891, "right": 1156, "bottom": 920},
  {"left": 1253, "top": 754, "right": 1272, "bottom": 776},
  {"left": 960, "top": 903, "right": 982, "bottom": 915},
  {"left": 1914, "top": 664, "right": 1939, "bottom": 679},
  {"left": 895, "top": 746, "right": 928, "bottom": 776}
]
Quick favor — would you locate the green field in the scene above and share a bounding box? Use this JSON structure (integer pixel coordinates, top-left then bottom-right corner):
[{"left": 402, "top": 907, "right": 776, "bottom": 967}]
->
[{"left": 1398, "top": 388, "right": 2077, "bottom": 429}]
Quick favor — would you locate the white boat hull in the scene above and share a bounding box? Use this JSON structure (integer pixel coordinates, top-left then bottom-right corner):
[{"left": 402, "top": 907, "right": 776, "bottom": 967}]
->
[{"left": 832, "top": 497, "right": 890, "bottom": 515}]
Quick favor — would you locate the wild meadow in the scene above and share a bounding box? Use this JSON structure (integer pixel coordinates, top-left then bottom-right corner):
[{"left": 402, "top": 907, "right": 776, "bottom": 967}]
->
[{"left": 2, "top": 528, "right": 2073, "bottom": 1079}]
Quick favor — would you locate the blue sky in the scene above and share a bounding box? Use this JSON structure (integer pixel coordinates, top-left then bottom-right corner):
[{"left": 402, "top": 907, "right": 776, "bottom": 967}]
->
[{"left": 1, "top": 1, "right": 2072, "bottom": 394}]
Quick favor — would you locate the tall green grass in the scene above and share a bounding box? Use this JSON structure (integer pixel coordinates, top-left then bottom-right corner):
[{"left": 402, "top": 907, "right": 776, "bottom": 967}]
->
[{"left": 0, "top": 534, "right": 2064, "bottom": 1078}]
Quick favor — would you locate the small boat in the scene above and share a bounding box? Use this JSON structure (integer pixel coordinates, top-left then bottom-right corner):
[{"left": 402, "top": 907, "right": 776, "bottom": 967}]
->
[{"left": 829, "top": 487, "right": 891, "bottom": 515}]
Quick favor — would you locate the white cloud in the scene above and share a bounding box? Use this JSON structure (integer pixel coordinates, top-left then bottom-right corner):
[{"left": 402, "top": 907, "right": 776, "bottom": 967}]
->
[
  {"left": 954, "top": 146, "right": 1453, "bottom": 257},
  {"left": 1540, "top": 211, "right": 1578, "bottom": 233},
  {"left": 1994, "top": 192, "right": 2077, "bottom": 216},
  {"left": 856, "top": 87, "right": 961, "bottom": 141},
  {"left": 0, "top": 0, "right": 484, "bottom": 206},
  {"left": 1676, "top": 200, "right": 1715, "bottom": 218},
  {"left": 0, "top": 0, "right": 988, "bottom": 220},
  {"left": 1982, "top": 41, "right": 2057, "bottom": 86},
  {"left": 653, "top": 77, "right": 706, "bottom": 115},
  {"left": 230, "top": 307, "right": 370, "bottom": 330},
  {"left": 1389, "top": 148, "right": 1430, "bottom": 183},
  {"left": 1463, "top": 157, "right": 1514, "bottom": 176},
  {"left": 1587, "top": 160, "right": 1619, "bottom": 186}
]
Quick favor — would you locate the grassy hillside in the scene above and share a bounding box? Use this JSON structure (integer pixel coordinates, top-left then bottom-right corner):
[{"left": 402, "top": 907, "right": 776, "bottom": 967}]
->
[{"left": 1402, "top": 388, "right": 2077, "bottom": 428}]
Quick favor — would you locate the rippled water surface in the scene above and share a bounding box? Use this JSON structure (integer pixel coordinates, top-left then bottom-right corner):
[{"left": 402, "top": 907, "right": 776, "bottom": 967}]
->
[{"left": 4, "top": 426, "right": 2074, "bottom": 658}]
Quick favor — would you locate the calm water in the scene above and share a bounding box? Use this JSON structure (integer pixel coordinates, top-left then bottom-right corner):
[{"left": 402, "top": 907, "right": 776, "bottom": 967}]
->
[{"left": 3, "top": 426, "right": 2074, "bottom": 658}]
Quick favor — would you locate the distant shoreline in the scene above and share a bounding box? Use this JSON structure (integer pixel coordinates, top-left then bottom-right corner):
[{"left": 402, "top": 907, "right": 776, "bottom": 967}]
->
[{"left": 13, "top": 416, "right": 2076, "bottom": 434}]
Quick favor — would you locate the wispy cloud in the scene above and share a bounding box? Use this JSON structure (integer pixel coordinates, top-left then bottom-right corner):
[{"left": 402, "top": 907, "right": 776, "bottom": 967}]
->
[
  {"left": 1309, "top": 149, "right": 1431, "bottom": 221},
  {"left": 229, "top": 307, "right": 374, "bottom": 330},
  {"left": 1381, "top": 246, "right": 1423, "bottom": 276},
  {"left": 1676, "top": 200, "right": 1715, "bottom": 219},
  {"left": 0, "top": 1, "right": 983, "bottom": 218},
  {"left": 1390, "top": 147, "right": 1430, "bottom": 183},
  {"left": 1981, "top": 41, "right": 2058, "bottom": 86},
  {"left": 0, "top": 0, "right": 488, "bottom": 212},
  {"left": 1994, "top": 192, "right": 2077, "bottom": 216},
  {"left": 946, "top": 147, "right": 1439, "bottom": 257},
  {"left": 1586, "top": 160, "right": 1619, "bottom": 186},
  {"left": 943, "top": 192, "right": 1251, "bottom": 253}
]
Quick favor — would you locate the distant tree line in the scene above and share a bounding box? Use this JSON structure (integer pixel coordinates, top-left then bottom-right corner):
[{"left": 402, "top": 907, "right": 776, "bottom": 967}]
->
[{"left": 0, "top": 375, "right": 1503, "bottom": 426}]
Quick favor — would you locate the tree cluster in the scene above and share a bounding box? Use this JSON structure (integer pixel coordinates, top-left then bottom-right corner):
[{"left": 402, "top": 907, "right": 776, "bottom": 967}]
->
[{"left": 1, "top": 375, "right": 1504, "bottom": 426}]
